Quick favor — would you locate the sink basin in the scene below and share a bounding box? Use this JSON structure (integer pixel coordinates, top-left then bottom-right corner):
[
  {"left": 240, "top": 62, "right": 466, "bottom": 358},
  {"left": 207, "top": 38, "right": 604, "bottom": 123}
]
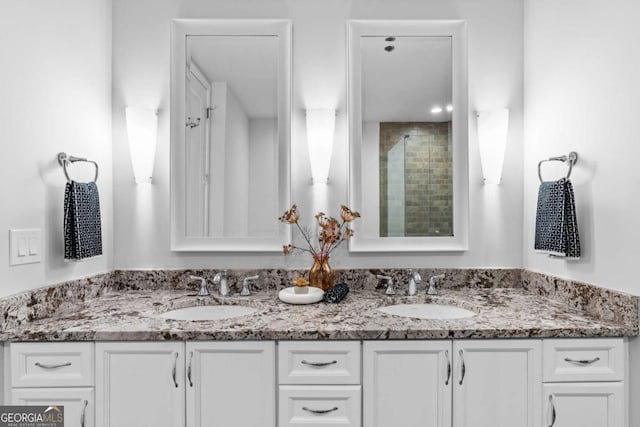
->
[
  {"left": 377, "top": 303, "right": 476, "bottom": 320},
  {"left": 160, "top": 305, "right": 257, "bottom": 321}
]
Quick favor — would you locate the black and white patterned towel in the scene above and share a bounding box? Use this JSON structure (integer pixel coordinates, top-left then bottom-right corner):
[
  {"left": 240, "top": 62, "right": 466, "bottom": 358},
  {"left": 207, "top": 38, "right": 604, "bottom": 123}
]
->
[
  {"left": 64, "top": 181, "right": 103, "bottom": 261},
  {"left": 534, "top": 178, "right": 580, "bottom": 259}
]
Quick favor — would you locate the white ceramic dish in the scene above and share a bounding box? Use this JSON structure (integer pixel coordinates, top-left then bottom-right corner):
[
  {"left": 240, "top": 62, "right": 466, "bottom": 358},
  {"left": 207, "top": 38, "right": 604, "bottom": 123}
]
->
[{"left": 278, "top": 287, "right": 324, "bottom": 304}]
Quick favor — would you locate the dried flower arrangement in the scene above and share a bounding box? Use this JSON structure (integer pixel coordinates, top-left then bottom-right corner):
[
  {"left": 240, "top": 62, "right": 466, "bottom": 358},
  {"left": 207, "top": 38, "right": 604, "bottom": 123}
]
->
[{"left": 278, "top": 204, "right": 360, "bottom": 290}]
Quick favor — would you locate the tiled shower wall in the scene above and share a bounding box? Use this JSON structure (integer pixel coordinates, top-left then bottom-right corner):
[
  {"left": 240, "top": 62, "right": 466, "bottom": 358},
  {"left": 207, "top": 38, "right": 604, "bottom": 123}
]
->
[{"left": 379, "top": 122, "right": 453, "bottom": 236}]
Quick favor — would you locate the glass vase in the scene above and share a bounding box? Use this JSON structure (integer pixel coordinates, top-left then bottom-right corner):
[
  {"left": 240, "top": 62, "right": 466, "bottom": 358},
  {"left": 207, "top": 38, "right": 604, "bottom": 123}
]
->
[{"left": 308, "top": 255, "right": 334, "bottom": 291}]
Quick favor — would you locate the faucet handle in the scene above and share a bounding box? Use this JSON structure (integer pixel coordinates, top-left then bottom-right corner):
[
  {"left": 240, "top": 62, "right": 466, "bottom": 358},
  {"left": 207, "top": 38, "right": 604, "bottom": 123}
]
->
[
  {"left": 240, "top": 275, "right": 259, "bottom": 296},
  {"left": 189, "top": 275, "right": 209, "bottom": 297},
  {"left": 411, "top": 270, "right": 422, "bottom": 282},
  {"left": 377, "top": 275, "right": 395, "bottom": 295}
]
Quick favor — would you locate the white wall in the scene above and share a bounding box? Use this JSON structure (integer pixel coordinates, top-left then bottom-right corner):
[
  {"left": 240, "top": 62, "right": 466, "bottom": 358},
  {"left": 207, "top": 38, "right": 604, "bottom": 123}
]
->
[
  {"left": 0, "top": 0, "right": 113, "bottom": 297},
  {"left": 112, "top": 0, "right": 524, "bottom": 269},
  {"left": 523, "top": 0, "right": 640, "bottom": 295},
  {"left": 523, "top": 2, "right": 640, "bottom": 425}
]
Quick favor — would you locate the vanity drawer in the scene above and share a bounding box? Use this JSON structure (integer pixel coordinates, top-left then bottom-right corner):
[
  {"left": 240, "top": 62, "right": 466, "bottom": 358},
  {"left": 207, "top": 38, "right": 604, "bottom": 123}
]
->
[
  {"left": 11, "top": 342, "right": 94, "bottom": 387},
  {"left": 278, "top": 341, "right": 361, "bottom": 385},
  {"left": 278, "top": 385, "right": 361, "bottom": 427},
  {"left": 543, "top": 338, "right": 625, "bottom": 382}
]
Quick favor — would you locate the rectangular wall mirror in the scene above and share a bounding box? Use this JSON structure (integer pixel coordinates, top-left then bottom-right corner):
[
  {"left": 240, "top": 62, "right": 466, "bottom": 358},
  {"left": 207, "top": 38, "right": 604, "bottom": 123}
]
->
[
  {"left": 171, "top": 20, "right": 291, "bottom": 251},
  {"left": 348, "top": 20, "right": 469, "bottom": 252}
]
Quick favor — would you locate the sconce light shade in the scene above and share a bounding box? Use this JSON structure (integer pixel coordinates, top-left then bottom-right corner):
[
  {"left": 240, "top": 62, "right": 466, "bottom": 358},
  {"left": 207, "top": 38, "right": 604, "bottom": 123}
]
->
[
  {"left": 125, "top": 107, "right": 158, "bottom": 184},
  {"left": 306, "top": 109, "right": 336, "bottom": 185},
  {"left": 477, "top": 108, "right": 509, "bottom": 185}
]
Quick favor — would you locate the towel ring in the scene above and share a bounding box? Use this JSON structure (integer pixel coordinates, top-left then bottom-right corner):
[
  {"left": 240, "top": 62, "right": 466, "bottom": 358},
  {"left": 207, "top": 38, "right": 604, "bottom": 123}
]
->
[
  {"left": 537, "top": 152, "right": 578, "bottom": 183},
  {"left": 57, "top": 152, "right": 99, "bottom": 183}
]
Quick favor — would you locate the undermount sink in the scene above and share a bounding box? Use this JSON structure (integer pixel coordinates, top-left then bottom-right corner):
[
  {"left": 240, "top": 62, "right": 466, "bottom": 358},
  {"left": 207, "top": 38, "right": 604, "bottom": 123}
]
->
[
  {"left": 377, "top": 303, "right": 476, "bottom": 320},
  {"left": 160, "top": 305, "right": 257, "bottom": 321}
]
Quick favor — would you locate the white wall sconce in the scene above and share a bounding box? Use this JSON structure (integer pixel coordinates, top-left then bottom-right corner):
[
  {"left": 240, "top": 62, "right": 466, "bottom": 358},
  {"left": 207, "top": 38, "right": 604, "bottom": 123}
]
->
[
  {"left": 125, "top": 107, "right": 158, "bottom": 184},
  {"left": 306, "top": 109, "right": 336, "bottom": 185},
  {"left": 477, "top": 108, "right": 509, "bottom": 185}
]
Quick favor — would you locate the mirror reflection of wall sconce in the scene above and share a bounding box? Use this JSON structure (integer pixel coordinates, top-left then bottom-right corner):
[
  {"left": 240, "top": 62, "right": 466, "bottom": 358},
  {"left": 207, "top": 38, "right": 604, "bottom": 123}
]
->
[
  {"left": 306, "top": 109, "right": 336, "bottom": 185},
  {"left": 125, "top": 107, "right": 158, "bottom": 184},
  {"left": 477, "top": 108, "right": 509, "bottom": 185}
]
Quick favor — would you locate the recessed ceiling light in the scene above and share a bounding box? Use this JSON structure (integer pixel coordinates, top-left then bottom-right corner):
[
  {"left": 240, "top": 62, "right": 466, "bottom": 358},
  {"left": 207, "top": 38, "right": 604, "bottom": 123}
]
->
[
  {"left": 384, "top": 45, "right": 395, "bottom": 52},
  {"left": 431, "top": 106, "right": 443, "bottom": 114},
  {"left": 446, "top": 105, "right": 453, "bottom": 112},
  {"left": 385, "top": 37, "right": 396, "bottom": 42}
]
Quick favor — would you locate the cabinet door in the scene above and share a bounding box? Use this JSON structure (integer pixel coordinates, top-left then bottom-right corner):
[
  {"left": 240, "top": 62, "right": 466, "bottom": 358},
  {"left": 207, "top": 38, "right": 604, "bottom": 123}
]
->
[
  {"left": 186, "top": 341, "right": 275, "bottom": 427},
  {"left": 95, "top": 342, "right": 184, "bottom": 427},
  {"left": 453, "top": 340, "right": 541, "bottom": 427},
  {"left": 543, "top": 383, "right": 624, "bottom": 427},
  {"left": 363, "top": 341, "right": 452, "bottom": 427},
  {"left": 12, "top": 387, "right": 93, "bottom": 427}
]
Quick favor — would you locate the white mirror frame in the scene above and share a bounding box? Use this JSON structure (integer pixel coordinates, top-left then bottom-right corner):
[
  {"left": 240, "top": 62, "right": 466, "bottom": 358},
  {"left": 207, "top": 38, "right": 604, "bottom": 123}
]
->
[
  {"left": 347, "top": 20, "right": 469, "bottom": 252},
  {"left": 170, "top": 19, "right": 291, "bottom": 251}
]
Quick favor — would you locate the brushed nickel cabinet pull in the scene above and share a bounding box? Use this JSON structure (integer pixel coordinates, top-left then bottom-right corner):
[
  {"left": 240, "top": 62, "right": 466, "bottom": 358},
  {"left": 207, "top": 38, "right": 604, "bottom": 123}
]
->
[
  {"left": 171, "top": 352, "right": 179, "bottom": 388},
  {"left": 187, "top": 351, "right": 194, "bottom": 387},
  {"left": 35, "top": 362, "right": 72, "bottom": 369},
  {"left": 564, "top": 356, "right": 600, "bottom": 365},
  {"left": 301, "top": 360, "right": 337, "bottom": 367},
  {"left": 458, "top": 349, "right": 466, "bottom": 385},
  {"left": 302, "top": 406, "right": 339, "bottom": 415},
  {"left": 445, "top": 350, "right": 451, "bottom": 385},
  {"left": 547, "top": 395, "right": 556, "bottom": 427},
  {"left": 80, "top": 399, "right": 88, "bottom": 427}
]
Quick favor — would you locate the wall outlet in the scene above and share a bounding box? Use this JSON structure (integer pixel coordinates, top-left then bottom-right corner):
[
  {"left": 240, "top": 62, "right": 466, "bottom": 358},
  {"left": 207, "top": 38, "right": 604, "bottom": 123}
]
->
[{"left": 9, "top": 229, "right": 42, "bottom": 266}]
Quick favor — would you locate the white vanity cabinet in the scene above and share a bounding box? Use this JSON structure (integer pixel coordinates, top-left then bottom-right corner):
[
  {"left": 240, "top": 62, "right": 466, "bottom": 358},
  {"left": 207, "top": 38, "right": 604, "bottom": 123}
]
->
[
  {"left": 8, "top": 342, "right": 94, "bottom": 427},
  {"left": 453, "top": 340, "right": 542, "bottom": 427},
  {"left": 363, "top": 340, "right": 541, "bottom": 427},
  {"left": 363, "top": 341, "right": 452, "bottom": 427},
  {"left": 95, "top": 342, "right": 185, "bottom": 427},
  {"left": 541, "top": 338, "right": 627, "bottom": 427},
  {"left": 95, "top": 341, "right": 275, "bottom": 427},
  {"left": 4, "top": 337, "right": 629, "bottom": 427},
  {"left": 185, "top": 341, "right": 275, "bottom": 427}
]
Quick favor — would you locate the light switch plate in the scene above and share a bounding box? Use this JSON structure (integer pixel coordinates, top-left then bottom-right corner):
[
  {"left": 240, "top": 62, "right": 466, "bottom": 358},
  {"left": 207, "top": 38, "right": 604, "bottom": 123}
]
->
[{"left": 9, "top": 229, "right": 42, "bottom": 265}]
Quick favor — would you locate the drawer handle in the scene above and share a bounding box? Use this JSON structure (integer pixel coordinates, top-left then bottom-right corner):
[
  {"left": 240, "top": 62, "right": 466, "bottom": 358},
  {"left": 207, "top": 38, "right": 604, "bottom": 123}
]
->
[
  {"left": 302, "top": 406, "right": 339, "bottom": 415},
  {"left": 301, "top": 360, "right": 337, "bottom": 367},
  {"left": 564, "top": 356, "right": 600, "bottom": 365},
  {"left": 35, "top": 362, "right": 72, "bottom": 369}
]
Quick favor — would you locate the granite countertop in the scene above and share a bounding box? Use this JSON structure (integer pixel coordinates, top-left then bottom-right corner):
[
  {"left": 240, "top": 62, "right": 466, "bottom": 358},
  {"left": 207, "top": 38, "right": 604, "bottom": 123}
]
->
[{"left": 2, "top": 285, "right": 636, "bottom": 342}]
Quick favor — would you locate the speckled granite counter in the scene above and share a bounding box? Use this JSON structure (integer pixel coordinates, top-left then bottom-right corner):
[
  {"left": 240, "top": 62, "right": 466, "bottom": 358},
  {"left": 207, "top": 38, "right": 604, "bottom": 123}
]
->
[{"left": 0, "top": 268, "right": 636, "bottom": 341}]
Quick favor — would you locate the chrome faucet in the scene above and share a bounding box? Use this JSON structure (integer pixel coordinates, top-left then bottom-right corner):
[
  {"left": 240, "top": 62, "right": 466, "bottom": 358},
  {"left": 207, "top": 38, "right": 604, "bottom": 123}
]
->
[
  {"left": 377, "top": 275, "right": 395, "bottom": 295},
  {"left": 427, "top": 274, "right": 445, "bottom": 295},
  {"left": 240, "top": 275, "right": 258, "bottom": 296},
  {"left": 406, "top": 271, "right": 422, "bottom": 296},
  {"left": 189, "top": 275, "right": 209, "bottom": 297},
  {"left": 213, "top": 270, "right": 230, "bottom": 297}
]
